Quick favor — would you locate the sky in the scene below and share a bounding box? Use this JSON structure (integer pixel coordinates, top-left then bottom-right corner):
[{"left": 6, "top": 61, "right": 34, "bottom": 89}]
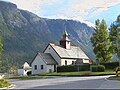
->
[{"left": 2, "top": 0, "right": 120, "bottom": 27}]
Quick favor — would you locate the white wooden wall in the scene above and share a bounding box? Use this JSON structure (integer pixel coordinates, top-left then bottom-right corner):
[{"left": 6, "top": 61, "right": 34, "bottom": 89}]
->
[
  {"left": 44, "top": 45, "right": 61, "bottom": 65},
  {"left": 61, "top": 59, "right": 76, "bottom": 65},
  {"left": 83, "top": 59, "right": 89, "bottom": 63},
  {"left": 46, "top": 65, "right": 55, "bottom": 73},
  {"left": 31, "top": 55, "right": 55, "bottom": 75},
  {"left": 31, "top": 55, "right": 47, "bottom": 75},
  {"left": 18, "top": 69, "right": 27, "bottom": 76}
]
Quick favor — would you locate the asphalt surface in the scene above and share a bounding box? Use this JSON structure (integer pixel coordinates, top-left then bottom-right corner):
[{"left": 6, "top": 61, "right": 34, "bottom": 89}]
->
[{"left": 10, "top": 75, "right": 120, "bottom": 89}]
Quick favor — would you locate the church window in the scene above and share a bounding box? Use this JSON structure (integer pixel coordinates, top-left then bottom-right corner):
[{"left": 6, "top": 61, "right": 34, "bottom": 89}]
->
[
  {"left": 72, "top": 61, "right": 74, "bottom": 65},
  {"left": 65, "top": 60, "right": 67, "bottom": 65},
  {"left": 41, "top": 65, "right": 43, "bottom": 69},
  {"left": 34, "top": 65, "right": 37, "bottom": 70},
  {"left": 67, "top": 41, "right": 69, "bottom": 44}
]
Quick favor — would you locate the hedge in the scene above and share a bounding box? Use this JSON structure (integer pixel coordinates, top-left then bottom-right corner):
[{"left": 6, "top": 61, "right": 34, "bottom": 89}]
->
[
  {"left": 101, "top": 62, "right": 119, "bottom": 70},
  {"left": 90, "top": 65, "right": 105, "bottom": 72},
  {"left": 57, "top": 64, "right": 90, "bottom": 72}
]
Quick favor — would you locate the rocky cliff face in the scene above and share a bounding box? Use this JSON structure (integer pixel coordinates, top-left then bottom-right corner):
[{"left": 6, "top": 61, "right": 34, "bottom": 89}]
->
[{"left": 0, "top": 1, "right": 95, "bottom": 68}]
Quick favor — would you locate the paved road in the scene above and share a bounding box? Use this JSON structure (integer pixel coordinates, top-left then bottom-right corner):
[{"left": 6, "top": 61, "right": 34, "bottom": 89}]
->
[{"left": 10, "top": 75, "right": 120, "bottom": 89}]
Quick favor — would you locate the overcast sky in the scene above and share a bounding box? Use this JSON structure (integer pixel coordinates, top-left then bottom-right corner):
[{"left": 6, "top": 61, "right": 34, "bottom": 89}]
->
[{"left": 3, "top": 0, "right": 120, "bottom": 26}]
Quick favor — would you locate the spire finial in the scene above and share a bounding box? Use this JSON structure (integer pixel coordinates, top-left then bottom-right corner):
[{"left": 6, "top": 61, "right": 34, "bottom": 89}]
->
[{"left": 63, "top": 26, "right": 68, "bottom": 36}]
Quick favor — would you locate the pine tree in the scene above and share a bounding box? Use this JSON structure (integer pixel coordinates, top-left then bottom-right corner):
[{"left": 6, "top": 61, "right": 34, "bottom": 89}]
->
[
  {"left": 91, "top": 19, "right": 113, "bottom": 64},
  {"left": 109, "top": 15, "right": 120, "bottom": 61}
]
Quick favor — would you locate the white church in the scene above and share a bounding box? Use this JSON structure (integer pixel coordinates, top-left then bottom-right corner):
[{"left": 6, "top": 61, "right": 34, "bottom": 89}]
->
[{"left": 31, "top": 30, "right": 90, "bottom": 75}]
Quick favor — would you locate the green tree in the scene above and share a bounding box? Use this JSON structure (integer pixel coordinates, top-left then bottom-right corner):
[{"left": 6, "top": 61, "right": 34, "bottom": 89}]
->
[
  {"left": 91, "top": 19, "right": 113, "bottom": 64},
  {"left": 0, "top": 35, "right": 3, "bottom": 54},
  {"left": 0, "top": 35, "right": 3, "bottom": 69},
  {"left": 109, "top": 15, "right": 120, "bottom": 62}
]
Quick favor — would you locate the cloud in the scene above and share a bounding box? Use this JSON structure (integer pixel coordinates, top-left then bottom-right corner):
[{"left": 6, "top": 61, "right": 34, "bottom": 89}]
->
[
  {"left": 6, "top": 0, "right": 60, "bottom": 15},
  {"left": 42, "top": 0, "right": 120, "bottom": 22},
  {"left": 65, "top": 0, "right": 120, "bottom": 20},
  {"left": 3, "top": 0, "right": 120, "bottom": 22}
]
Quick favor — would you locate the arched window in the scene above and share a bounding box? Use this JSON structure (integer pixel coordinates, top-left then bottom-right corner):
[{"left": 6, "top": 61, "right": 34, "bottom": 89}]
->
[
  {"left": 41, "top": 65, "right": 43, "bottom": 70},
  {"left": 34, "top": 65, "right": 37, "bottom": 70},
  {"left": 67, "top": 41, "right": 69, "bottom": 44},
  {"left": 72, "top": 61, "right": 74, "bottom": 65},
  {"left": 65, "top": 60, "right": 67, "bottom": 65}
]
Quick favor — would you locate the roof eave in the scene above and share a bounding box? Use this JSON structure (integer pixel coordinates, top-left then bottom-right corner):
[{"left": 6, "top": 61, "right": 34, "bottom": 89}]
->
[{"left": 61, "top": 57, "right": 89, "bottom": 59}]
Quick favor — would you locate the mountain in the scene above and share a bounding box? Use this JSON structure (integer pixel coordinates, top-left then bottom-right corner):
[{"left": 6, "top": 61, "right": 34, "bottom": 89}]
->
[{"left": 0, "top": 1, "right": 95, "bottom": 69}]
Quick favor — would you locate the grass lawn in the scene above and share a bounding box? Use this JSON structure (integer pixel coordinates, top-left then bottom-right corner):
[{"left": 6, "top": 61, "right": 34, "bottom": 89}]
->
[
  {"left": 108, "top": 76, "right": 120, "bottom": 81},
  {"left": 44, "top": 70, "right": 115, "bottom": 76},
  {"left": 8, "top": 76, "right": 52, "bottom": 80},
  {"left": 8, "top": 70, "right": 116, "bottom": 80}
]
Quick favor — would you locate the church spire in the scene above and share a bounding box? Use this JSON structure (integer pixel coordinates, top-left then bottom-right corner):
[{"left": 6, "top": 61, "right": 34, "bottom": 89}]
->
[
  {"left": 63, "top": 27, "right": 68, "bottom": 36},
  {"left": 59, "top": 29, "right": 71, "bottom": 49}
]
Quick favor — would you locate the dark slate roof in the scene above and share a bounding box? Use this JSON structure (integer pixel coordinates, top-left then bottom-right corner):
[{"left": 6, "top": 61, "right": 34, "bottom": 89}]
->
[
  {"left": 50, "top": 43, "right": 89, "bottom": 59},
  {"left": 38, "top": 53, "right": 58, "bottom": 65}
]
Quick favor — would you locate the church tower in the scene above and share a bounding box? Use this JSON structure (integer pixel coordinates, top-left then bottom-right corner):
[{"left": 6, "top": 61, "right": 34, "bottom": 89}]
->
[{"left": 60, "top": 30, "right": 71, "bottom": 49}]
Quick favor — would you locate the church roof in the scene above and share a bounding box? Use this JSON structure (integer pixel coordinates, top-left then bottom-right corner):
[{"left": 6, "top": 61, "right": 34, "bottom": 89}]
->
[
  {"left": 20, "top": 62, "right": 31, "bottom": 70},
  {"left": 38, "top": 53, "right": 58, "bottom": 65},
  {"left": 50, "top": 43, "right": 89, "bottom": 59}
]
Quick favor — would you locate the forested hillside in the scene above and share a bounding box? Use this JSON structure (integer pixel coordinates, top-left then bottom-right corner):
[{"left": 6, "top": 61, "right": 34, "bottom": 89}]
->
[{"left": 0, "top": 1, "right": 95, "bottom": 71}]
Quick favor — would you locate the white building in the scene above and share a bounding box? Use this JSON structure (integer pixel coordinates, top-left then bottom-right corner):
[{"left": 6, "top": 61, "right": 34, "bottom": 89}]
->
[
  {"left": 18, "top": 62, "right": 31, "bottom": 76},
  {"left": 31, "top": 30, "right": 90, "bottom": 75},
  {"left": 44, "top": 30, "right": 89, "bottom": 66},
  {"left": 31, "top": 53, "right": 57, "bottom": 75}
]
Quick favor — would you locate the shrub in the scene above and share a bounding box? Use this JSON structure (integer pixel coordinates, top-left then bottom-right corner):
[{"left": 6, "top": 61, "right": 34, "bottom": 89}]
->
[
  {"left": 101, "top": 62, "right": 119, "bottom": 70},
  {"left": 78, "top": 64, "right": 90, "bottom": 71},
  {"left": 0, "top": 79, "right": 11, "bottom": 88},
  {"left": 90, "top": 65, "right": 105, "bottom": 72},
  {"left": 57, "top": 65, "right": 76, "bottom": 72},
  {"left": 57, "top": 64, "right": 90, "bottom": 72}
]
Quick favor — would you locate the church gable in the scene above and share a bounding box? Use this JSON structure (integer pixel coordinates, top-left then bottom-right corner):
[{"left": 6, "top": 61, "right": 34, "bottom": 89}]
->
[
  {"left": 44, "top": 30, "right": 89, "bottom": 63},
  {"left": 31, "top": 30, "right": 90, "bottom": 74},
  {"left": 44, "top": 43, "right": 61, "bottom": 65}
]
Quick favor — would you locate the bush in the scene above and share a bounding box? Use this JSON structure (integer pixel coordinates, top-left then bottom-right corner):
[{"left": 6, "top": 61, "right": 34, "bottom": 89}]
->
[
  {"left": 57, "top": 64, "right": 90, "bottom": 72},
  {"left": 90, "top": 65, "right": 105, "bottom": 72},
  {"left": 57, "top": 65, "right": 76, "bottom": 72},
  {"left": 78, "top": 64, "right": 90, "bottom": 71},
  {"left": 0, "top": 79, "right": 11, "bottom": 88},
  {"left": 101, "top": 62, "right": 119, "bottom": 70}
]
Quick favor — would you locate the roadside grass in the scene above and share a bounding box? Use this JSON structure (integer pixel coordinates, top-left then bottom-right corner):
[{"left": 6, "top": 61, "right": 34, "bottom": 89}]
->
[
  {"left": 8, "top": 70, "right": 115, "bottom": 80},
  {"left": 8, "top": 76, "right": 49, "bottom": 80},
  {"left": 108, "top": 76, "right": 120, "bottom": 81}
]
